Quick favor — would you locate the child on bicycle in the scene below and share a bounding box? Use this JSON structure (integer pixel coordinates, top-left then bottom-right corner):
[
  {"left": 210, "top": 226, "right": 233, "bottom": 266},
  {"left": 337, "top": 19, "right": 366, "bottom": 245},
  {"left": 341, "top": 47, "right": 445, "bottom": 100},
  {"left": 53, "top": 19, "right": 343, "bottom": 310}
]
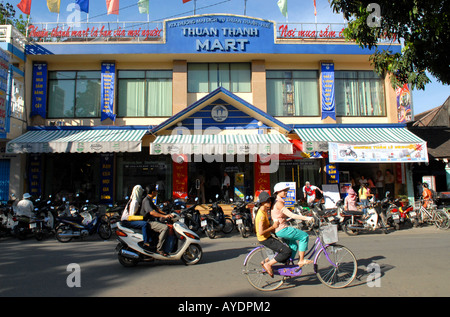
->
[{"left": 255, "top": 191, "right": 291, "bottom": 278}]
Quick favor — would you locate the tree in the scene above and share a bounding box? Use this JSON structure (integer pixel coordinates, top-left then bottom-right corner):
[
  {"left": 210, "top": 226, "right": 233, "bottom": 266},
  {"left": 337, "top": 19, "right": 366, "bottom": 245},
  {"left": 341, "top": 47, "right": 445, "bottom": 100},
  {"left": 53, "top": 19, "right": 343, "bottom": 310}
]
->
[
  {"left": 0, "top": 1, "right": 29, "bottom": 35},
  {"left": 329, "top": 0, "right": 450, "bottom": 90}
]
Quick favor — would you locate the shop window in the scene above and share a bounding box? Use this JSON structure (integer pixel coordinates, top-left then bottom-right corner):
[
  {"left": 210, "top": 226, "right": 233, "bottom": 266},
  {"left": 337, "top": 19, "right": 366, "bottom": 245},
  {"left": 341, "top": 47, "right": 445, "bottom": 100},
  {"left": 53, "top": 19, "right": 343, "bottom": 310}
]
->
[
  {"left": 266, "top": 70, "right": 319, "bottom": 116},
  {"left": 117, "top": 70, "right": 172, "bottom": 117},
  {"left": 335, "top": 71, "right": 386, "bottom": 116},
  {"left": 48, "top": 71, "right": 101, "bottom": 118},
  {"left": 187, "top": 63, "right": 251, "bottom": 93}
]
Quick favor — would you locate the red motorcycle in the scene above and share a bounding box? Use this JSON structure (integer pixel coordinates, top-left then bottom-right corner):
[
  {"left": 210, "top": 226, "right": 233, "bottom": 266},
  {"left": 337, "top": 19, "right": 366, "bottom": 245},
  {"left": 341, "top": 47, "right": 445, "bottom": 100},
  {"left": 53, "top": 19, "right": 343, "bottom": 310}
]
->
[{"left": 386, "top": 198, "right": 418, "bottom": 229}]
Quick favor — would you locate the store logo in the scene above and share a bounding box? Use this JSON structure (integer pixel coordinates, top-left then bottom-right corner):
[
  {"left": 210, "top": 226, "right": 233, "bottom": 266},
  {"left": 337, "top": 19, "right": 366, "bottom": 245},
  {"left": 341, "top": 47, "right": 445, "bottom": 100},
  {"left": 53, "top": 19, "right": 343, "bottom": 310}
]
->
[{"left": 211, "top": 105, "right": 228, "bottom": 122}]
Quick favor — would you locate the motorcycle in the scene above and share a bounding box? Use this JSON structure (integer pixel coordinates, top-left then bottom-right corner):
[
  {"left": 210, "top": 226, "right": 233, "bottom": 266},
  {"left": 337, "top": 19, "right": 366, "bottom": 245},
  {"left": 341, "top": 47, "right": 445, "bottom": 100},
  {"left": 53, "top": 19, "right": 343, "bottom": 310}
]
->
[
  {"left": 0, "top": 198, "right": 17, "bottom": 238},
  {"left": 340, "top": 197, "right": 389, "bottom": 236},
  {"left": 54, "top": 201, "right": 112, "bottom": 243},
  {"left": 28, "top": 197, "right": 56, "bottom": 241},
  {"left": 231, "top": 196, "right": 254, "bottom": 238},
  {"left": 339, "top": 146, "right": 357, "bottom": 158},
  {"left": 115, "top": 212, "right": 203, "bottom": 267},
  {"left": 201, "top": 196, "right": 234, "bottom": 239},
  {"left": 179, "top": 199, "right": 202, "bottom": 233},
  {"left": 385, "top": 198, "right": 419, "bottom": 229}
]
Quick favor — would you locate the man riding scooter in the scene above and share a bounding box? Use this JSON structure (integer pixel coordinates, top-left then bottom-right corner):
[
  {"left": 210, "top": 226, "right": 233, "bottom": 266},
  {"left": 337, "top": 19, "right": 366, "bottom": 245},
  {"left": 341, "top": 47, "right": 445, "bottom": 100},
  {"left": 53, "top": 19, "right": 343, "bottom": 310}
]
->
[{"left": 141, "top": 184, "right": 173, "bottom": 256}]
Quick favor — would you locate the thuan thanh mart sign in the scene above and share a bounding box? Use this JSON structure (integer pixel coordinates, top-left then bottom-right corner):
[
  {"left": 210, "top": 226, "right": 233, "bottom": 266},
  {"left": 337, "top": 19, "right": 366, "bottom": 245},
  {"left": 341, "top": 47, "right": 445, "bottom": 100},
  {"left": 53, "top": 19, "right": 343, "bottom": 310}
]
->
[{"left": 166, "top": 15, "right": 273, "bottom": 53}]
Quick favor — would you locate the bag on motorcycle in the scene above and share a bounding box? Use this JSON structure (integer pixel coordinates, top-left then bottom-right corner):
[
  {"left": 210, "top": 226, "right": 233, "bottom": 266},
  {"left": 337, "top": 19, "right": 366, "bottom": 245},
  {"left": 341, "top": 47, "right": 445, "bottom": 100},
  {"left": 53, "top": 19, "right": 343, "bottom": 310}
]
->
[{"left": 128, "top": 215, "right": 144, "bottom": 221}]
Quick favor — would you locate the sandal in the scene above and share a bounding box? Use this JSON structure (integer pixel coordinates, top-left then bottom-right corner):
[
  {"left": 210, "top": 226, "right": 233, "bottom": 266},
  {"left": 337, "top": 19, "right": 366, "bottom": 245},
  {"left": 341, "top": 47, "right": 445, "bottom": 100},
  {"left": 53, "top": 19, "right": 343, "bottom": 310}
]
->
[
  {"left": 157, "top": 250, "right": 168, "bottom": 257},
  {"left": 261, "top": 262, "right": 274, "bottom": 278}
]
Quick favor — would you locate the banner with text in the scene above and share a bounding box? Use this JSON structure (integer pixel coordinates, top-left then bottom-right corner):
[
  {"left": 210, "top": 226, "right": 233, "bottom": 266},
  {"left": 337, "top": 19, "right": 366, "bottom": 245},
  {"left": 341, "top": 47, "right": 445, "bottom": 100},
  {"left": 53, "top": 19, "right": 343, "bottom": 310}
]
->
[
  {"left": 30, "top": 62, "right": 47, "bottom": 118},
  {"left": 321, "top": 62, "right": 335, "bottom": 120},
  {"left": 101, "top": 62, "right": 116, "bottom": 122},
  {"left": 329, "top": 142, "right": 428, "bottom": 163}
]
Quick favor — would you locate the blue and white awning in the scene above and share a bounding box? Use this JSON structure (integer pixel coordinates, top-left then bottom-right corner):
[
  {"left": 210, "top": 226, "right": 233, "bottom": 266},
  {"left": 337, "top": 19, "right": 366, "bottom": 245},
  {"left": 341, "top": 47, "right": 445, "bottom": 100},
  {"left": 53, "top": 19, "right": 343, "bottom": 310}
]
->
[
  {"left": 6, "top": 128, "right": 148, "bottom": 153},
  {"left": 150, "top": 133, "right": 293, "bottom": 155}
]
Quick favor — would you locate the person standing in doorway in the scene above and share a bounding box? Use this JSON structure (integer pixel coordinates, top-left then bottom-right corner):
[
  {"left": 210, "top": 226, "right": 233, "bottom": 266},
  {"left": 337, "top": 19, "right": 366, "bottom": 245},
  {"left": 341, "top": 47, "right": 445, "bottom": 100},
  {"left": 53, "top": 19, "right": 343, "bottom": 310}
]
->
[
  {"left": 385, "top": 169, "right": 395, "bottom": 197},
  {"left": 375, "top": 170, "right": 384, "bottom": 199},
  {"left": 222, "top": 172, "right": 231, "bottom": 202}
]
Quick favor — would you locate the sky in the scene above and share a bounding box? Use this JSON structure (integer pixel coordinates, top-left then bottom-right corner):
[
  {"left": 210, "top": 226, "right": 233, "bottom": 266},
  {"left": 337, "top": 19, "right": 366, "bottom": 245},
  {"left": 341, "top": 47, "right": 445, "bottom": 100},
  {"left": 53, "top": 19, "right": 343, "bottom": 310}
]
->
[{"left": 7, "top": 0, "right": 450, "bottom": 116}]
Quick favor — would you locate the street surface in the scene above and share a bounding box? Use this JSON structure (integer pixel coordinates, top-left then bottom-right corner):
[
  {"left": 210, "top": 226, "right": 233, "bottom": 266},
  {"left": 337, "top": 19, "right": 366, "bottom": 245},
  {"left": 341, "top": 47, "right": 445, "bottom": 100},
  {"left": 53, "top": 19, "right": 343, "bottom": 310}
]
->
[{"left": 0, "top": 226, "right": 449, "bottom": 299}]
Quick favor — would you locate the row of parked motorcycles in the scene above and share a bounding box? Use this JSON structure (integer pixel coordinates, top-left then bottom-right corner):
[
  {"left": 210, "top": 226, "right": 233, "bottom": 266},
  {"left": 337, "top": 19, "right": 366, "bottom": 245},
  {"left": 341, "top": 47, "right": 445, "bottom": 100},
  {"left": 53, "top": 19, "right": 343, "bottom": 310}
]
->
[
  {"left": 292, "top": 191, "right": 429, "bottom": 235},
  {"left": 0, "top": 194, "right": 115, "bottom": 242}
]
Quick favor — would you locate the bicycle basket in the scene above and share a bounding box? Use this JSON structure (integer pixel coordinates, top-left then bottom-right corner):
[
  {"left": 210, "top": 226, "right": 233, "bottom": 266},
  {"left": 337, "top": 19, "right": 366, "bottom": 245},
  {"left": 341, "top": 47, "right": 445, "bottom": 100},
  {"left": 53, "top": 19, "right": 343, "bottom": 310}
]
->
[{"left": 320, "top": 224, "right": 338, "bottom": 244}]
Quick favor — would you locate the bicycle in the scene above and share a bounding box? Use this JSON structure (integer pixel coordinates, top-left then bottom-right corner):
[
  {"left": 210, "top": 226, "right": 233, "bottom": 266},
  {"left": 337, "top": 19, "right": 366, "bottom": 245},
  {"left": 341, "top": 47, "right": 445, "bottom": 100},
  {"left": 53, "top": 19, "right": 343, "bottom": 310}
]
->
[
  {"left": 242, "top": 221, "right": 357, "bottom": 291},
  {"left": 416, "top": 199, "right": 450, "bottom": 230}
]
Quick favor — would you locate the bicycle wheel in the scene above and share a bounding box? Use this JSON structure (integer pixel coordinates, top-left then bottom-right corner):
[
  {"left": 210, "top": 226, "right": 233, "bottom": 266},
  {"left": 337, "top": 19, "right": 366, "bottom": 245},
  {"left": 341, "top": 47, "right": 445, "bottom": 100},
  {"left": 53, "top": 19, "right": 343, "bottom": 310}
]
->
[
  {"left": 315, "top": 244, "right": 357, "bottom": 289},
  {"left": 434, "top": 210, "right": 450, "bottom": 230},
  {"left": 243, "top": 246, "right": 285, "bottom": 291}
]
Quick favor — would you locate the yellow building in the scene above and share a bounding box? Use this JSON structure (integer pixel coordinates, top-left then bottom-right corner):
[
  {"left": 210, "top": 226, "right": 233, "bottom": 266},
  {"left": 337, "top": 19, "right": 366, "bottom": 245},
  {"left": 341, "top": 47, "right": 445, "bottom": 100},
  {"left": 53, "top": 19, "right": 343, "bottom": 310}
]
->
[{"left": 2, "top": 14, "right": 427, "bottom": 205}]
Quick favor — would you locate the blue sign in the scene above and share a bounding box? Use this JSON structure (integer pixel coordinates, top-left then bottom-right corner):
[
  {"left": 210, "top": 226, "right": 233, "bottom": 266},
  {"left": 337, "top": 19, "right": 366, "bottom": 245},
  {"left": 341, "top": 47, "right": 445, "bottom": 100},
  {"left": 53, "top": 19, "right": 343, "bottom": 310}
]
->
[
  {"left": 30, "top": 62, "right": 47, "bottom": 118},
  {"left": 101, "top": 62, "right": 116, "bottom": 122},
  {"left": 321, "top": 62, "right": 335, "bottom": 120},
  {"left": 165, "top": 15, "right": 274, "bottom": 53}
]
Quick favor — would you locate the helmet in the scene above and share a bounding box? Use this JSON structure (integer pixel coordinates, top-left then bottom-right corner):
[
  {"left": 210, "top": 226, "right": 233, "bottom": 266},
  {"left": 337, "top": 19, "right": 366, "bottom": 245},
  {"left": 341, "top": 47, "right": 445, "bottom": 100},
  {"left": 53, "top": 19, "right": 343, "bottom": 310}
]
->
[{"left": 274, "top": 183, "right": 290, "bottom": 194}]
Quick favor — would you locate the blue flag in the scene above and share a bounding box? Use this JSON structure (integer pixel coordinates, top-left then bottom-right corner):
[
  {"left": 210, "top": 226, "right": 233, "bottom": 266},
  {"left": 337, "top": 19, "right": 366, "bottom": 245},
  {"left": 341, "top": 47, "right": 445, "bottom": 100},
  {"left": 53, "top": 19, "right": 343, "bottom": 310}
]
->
[
  {"left": 75, "top": 0, "right": 89, "bottom": 13},
  {"left": 101, "top": 62, "right": 116, "bottom": 122}
]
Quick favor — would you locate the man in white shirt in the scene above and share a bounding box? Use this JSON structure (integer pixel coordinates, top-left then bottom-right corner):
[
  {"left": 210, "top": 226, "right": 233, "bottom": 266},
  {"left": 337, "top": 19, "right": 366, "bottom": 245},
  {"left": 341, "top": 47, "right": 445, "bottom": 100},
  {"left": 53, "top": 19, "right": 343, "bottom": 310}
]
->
[
  {"left": 302, "top": 181, "right": 323, "bottom": 204},
  {"left": 15, "top": 193, "right": 34, "bottom": 218}
]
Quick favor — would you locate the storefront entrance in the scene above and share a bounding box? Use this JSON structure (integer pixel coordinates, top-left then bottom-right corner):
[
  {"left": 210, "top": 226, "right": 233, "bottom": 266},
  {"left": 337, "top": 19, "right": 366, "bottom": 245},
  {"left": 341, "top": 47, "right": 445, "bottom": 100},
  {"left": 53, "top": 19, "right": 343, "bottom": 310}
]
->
[{"left": 188, "top": 159, "right": 254, "bottom": 203}]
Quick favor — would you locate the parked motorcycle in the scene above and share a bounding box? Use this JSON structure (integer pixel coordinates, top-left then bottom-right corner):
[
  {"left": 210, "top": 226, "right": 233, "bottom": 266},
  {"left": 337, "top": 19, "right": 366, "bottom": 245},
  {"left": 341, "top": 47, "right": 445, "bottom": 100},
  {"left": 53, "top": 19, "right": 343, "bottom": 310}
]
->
[
  {"left": 340, "top": 197, "right": 388, "bottom": 236},
  {"left": 115, "top": 212, "right": 203, "bottom": 267},
  {"left": 27, "top": 197, "right": 56, "bottom": 241},
  {"left": 179, "top": 199, "right": 202, "bottom": 233},
  {"left": 201, "top": 196, "right": 234, "bottom": 239},
  {"left": 385, "top": 197, "right": 419, "bottom": 230},
  {"left": 55, "top": 201, "right": 112, "bottom": 243},
  {"left": 0, "top": 198, "right": 17, "bottom": 238},
  {"left": 231, "top": 196, "right": 254, "bottom": 238}
]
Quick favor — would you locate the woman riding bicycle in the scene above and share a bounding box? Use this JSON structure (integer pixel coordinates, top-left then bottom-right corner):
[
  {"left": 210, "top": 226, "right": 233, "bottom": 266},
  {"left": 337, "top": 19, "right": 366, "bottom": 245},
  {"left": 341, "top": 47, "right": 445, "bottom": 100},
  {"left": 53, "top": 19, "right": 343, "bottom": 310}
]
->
[
  {"left": 254, "top": 191, "right": 291, "bottom": 278},
  {"left": 271, "top": 183, "right": 314, "bottom": 268}
]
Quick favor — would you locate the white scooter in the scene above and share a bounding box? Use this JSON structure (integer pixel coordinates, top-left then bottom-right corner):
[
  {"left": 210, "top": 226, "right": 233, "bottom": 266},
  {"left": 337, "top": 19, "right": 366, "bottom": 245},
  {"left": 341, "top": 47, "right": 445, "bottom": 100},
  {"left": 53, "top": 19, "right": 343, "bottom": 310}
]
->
[{"left": 115, "top": 212, "right": 203, "bottom": 267}]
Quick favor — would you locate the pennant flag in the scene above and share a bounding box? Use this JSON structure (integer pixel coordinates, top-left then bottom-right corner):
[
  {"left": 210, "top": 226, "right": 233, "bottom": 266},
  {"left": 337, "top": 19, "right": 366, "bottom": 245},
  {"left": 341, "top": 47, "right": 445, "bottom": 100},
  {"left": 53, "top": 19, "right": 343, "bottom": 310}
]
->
[
  {"left": 183, "top": 0, "right": 192, "bottom": 3},
  {"left": 47, "top": 0, "right": 60, "bottom": 13},
  {"left": 137, "top": 0, "right": 149, "bottom": 14},
  {"left": 75, "top": 0, "right": 89, "bottom": 13},
  {"left": 17, "top": 0, "right": 32, "bottom": 15},
  {"left": 277, "top": 0, "right": 287, "bottom": 17},
  {"left": 106, "top": 0, "right": 119, "bottom": 15}
]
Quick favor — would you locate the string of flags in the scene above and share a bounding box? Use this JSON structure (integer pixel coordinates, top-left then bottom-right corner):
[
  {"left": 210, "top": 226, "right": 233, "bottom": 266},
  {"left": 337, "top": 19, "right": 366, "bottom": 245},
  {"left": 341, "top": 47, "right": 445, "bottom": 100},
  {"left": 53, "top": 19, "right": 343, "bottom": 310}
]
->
[{"left": 16, "top": 0, "right": 317, "bottom": 19}]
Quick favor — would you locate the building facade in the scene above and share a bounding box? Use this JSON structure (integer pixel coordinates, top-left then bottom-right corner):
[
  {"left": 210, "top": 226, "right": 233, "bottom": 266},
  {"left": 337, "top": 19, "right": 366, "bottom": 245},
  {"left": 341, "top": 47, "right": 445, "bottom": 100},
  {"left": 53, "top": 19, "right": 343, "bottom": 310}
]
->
[{"left": 2, "top": 14, "right": 428, "bottom": 205}]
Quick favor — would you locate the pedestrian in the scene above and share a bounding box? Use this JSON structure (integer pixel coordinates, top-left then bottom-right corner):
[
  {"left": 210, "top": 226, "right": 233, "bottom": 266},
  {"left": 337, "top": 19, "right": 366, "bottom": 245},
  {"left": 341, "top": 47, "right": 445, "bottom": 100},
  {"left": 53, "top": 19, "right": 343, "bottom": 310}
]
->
[
  {"left": 385, "top": 169, "right": 395, "bottom": 197},
  {"left": 222, "top": 172, "right": 231, "bottom": 202},
  {"left": 254, "top": 191, "right": 291, "bottom": 278},
  {"left": 302, "top": 181, "right": 323, "bottom": 204},
  {"left": 422, "top": 183, "right": 433, "bottom": 208},
  {"left": 344, "top": 187, "right": 358, "bottom": 212},
  {"left": 358, "top": 183, "right": 373, "bottom": 210},
  {"left": 272, "top": 183, "right": 314, "bottom": 267},
  {"left": 375, "top": 170, "right": 384, "bottom": 198}
]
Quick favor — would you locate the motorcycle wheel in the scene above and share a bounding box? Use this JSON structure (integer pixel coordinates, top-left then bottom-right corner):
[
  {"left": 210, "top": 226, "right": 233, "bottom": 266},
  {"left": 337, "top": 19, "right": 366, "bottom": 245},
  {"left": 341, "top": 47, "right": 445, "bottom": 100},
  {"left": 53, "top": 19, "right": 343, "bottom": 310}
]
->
[
  {"left": 13, "top": 226, "right": 28, "bottom": 240},
  {"left": 117, "top": 246, "right": 139, "bottom": 267},
  {"left": 181, "top": 243, "right": 202, "bottom": 265},
  {"left": 35, "top": 230, "right": 45, "bottom": 241},
  {"left": 342, "top": 219, "right": 359, "bottom": 236},
  {"left": 98, "top": 223, "right": 112, "bottom": 240},
  {"left": 55, "top": 224, "right": 73, "bottom": 243},
  {"left": 205, "top": 221, "right": 216, "bottom": 239},
  {"left": 222, "top": 217, "right": 235, "bottom": 234}
]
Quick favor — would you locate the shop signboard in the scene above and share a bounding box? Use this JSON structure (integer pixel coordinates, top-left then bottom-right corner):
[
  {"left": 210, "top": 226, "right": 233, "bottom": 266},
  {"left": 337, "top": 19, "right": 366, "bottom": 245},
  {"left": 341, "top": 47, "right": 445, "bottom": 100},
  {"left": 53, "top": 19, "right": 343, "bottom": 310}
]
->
[
  {"left": 0, "top": 48, "right": 9, "bottom": 133},
  {"left": 30, "top": 62, "right": 47, "bottom": 119},
  {"left": 329, "top": 142, "right": 428, "bottom": 163},
  {"left": 321, "top": 62, "right": 335, "bottom": 120}
]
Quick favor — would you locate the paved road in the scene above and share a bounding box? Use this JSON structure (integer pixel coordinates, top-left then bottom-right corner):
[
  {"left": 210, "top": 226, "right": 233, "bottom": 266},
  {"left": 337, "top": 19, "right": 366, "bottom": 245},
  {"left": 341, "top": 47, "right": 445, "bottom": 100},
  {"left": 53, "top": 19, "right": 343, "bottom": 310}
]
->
[{"left": 0, "top": 226, "right": 449, "bottom": 298}]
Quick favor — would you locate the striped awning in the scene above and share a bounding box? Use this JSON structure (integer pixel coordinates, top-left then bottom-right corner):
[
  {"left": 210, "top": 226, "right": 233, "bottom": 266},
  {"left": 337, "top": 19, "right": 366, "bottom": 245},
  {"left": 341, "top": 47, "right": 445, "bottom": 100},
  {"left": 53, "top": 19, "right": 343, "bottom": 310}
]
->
[
  {"left": 294, "top": 127, "right": 425, "bottom": 143},
  {"left": 6, "top": 128, "right": 148, "bottom": 154},
  {"left": 150, "top": 133, "right": 293, "bottom": 155}
]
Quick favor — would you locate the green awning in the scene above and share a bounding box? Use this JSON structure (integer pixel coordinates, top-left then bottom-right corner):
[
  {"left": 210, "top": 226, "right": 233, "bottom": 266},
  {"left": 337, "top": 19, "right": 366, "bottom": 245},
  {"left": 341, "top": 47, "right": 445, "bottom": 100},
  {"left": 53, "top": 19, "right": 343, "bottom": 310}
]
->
[
  {"left": 294, "top": 127, "right": 425, "bottom": 143},
  {"left": 150, "top": 133, "right": 293, "bottom": 155},
  {"left": 6, "top": 128, "right": 148, "bottom": 153}
]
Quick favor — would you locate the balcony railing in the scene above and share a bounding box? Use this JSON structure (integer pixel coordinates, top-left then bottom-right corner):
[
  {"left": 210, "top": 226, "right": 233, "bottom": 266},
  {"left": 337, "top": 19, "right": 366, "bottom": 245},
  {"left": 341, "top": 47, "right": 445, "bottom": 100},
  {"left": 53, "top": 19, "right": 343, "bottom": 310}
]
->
[{"left": 0, "top": 25, "right": 27, "bottom": 50}]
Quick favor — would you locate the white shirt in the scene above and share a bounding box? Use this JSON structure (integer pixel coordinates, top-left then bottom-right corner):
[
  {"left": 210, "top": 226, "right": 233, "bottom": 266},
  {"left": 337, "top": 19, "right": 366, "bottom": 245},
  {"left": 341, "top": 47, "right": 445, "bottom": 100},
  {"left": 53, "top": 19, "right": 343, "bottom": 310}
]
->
[
  {"left": 121, "top": 199, "right": 140, "bottom": 221},
  {"left": 15, "top": 199, "right": 34, "bottom": 218}
]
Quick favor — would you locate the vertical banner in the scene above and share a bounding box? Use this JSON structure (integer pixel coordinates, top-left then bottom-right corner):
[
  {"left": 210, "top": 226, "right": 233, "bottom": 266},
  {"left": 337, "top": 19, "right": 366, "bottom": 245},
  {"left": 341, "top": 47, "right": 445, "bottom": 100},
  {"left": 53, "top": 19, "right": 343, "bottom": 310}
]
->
[
  {"left": 30, "top": 62, "right": 47, "bottom": 118},
  {"left": 100, "top": 153, "right": 114, "bottom": 203},
  {"left": 172, "top": 159, "right": 188, "bottom": 199},
  {"left": 101, "top": 62, "right": 116, "bottom": 122},
  {"left": 325, "top": 163, "right": 339, "bottom": 184},
  {"left": 29, "top": 154, "right": 42, "bottom": 197},
  {"left": 254, "top": 157, "right": 271, "bottom": 199},
  {"left": 396, "top": 83, "right": 412, "bottom": 123},
  {"left": 0, "top": 48, "right": 10, "bottom": 133},
  {"left": 321, "top": 62, "right": 335, "bottom": 120}
]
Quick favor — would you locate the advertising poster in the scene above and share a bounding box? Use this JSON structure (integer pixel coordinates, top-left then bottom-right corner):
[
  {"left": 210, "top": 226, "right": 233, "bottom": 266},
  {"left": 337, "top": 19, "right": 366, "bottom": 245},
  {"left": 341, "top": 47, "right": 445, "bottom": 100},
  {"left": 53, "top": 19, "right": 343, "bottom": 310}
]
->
[
  {"left": 396, "top": 84, "right": 412, "bottom": 123},
  {"left": 321, "top": 62, "right": 335, "bottom": 120},
  {"left": 101, "top": 62, "right": 116, "bottom": 122},
  {"left": 329, "top": 142, "right": 428, "bottom": 163}
]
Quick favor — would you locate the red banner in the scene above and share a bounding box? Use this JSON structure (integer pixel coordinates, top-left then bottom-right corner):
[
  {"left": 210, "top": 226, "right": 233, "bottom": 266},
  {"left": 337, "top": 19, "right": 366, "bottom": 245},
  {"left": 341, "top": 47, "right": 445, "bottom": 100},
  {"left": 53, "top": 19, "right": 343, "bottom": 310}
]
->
[
  {"left": 172, "top": 159, "right": 188, "bottom": 199},
  {"left": 254, "top": 157, "right": 271, "bottom": 199}
]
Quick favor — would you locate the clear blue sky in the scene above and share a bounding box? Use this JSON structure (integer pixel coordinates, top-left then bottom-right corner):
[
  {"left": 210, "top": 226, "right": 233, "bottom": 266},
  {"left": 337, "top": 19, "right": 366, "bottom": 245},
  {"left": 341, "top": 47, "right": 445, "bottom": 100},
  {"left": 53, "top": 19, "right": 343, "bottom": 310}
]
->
[{"left": 8, "top": 0, "right": 450, "bottom": 116}]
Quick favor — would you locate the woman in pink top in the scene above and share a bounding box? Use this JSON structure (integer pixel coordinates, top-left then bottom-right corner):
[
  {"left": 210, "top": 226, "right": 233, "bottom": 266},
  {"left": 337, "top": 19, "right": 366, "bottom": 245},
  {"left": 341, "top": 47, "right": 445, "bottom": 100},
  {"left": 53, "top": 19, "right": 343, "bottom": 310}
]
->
[
  {"left": 271, "top": 183, "right": 314, "bottom": 268},
  {"left": 344, "top": 187, "right": 358, "bottom": 211}
]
